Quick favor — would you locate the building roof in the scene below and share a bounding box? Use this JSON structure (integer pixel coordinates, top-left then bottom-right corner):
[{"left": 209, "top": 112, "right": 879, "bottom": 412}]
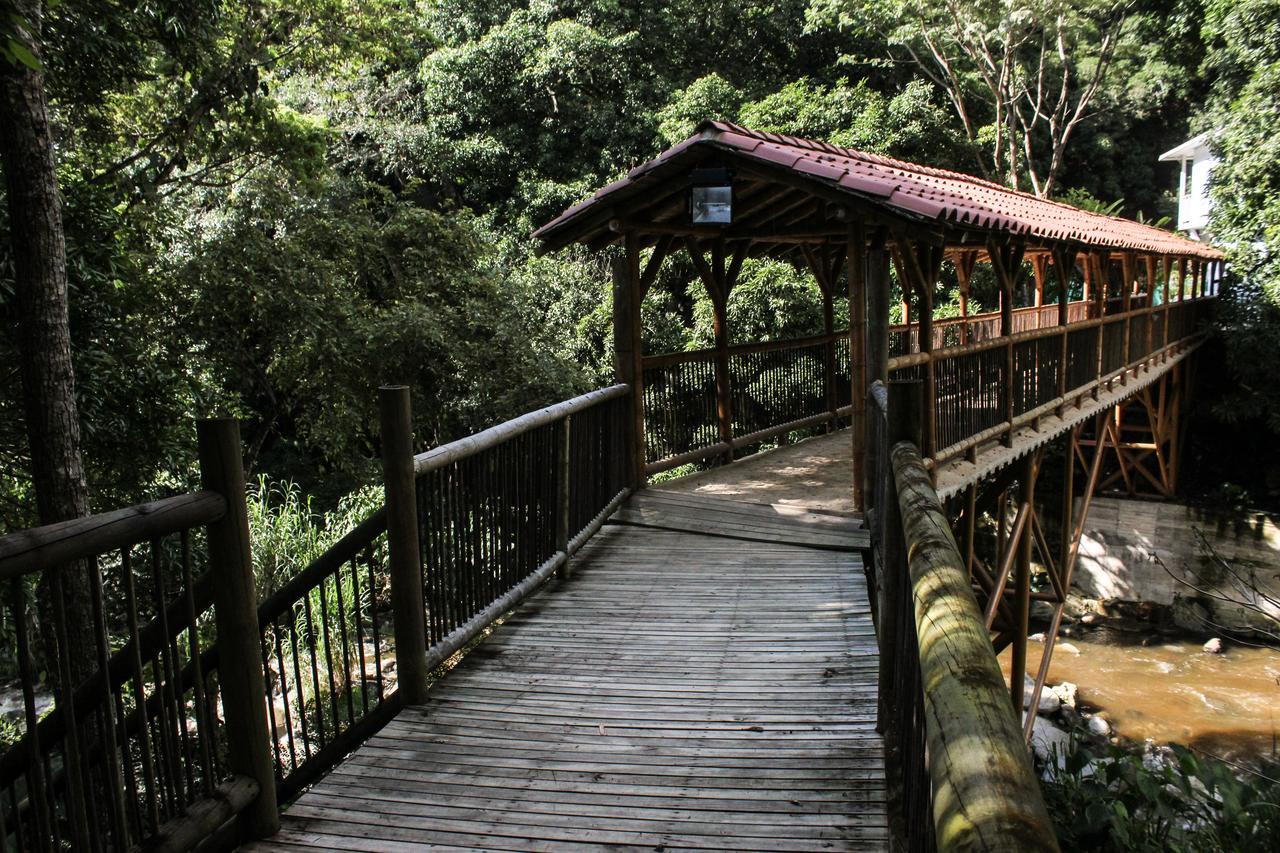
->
[
  {"left": 1159, "top": 132, "right": 1213, "bottom": 162},
  {"left": 534, "top": 121, "right": 1223, "bottom": 260}
]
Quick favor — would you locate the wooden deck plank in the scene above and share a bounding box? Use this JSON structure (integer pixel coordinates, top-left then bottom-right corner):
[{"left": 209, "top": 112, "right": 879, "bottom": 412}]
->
[{"left": 246, "top": 493, "right": 887, "bottom": 852}]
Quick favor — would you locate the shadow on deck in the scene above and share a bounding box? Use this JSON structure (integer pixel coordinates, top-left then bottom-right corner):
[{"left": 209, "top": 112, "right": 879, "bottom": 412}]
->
[{"left": 247, "top": 438, "right": 886, "bottom": 851}]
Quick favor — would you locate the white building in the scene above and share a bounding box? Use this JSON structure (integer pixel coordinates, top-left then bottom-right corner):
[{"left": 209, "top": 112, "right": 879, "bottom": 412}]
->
[{"left": 1158, "top": 132, "right": 1218, "bottom": 241}]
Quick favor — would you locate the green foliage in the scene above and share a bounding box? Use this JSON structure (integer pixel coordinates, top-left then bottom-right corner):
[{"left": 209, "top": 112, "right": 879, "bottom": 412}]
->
[
  {"left": 1200, "top": 0, "right": 1280, "bottom": 432},
  {"left": 692, "top": 259, "right": 829, "bottom": 347},
  {"left": 1042, "top": 735, "right": 1280, "bottom": 852},
  {"left": 246, "top": 475, "right": 381, "bottom": 600}
]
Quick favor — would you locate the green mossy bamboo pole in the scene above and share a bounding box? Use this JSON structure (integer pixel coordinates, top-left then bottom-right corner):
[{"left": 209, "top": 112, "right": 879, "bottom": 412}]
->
[{"left": 891, "top": 439, "right": 1059, "bottom": 853}]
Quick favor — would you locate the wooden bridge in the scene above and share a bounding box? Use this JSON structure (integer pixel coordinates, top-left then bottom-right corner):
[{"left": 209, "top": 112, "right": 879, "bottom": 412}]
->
[{"left": 0, "top": 123, "right": 1225, "bottom": 853}]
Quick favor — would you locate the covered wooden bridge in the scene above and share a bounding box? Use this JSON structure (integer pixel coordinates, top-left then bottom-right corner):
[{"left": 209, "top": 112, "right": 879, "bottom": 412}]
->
[{"left": 0, "top": 123, "right": 1221, "bottom": 853}]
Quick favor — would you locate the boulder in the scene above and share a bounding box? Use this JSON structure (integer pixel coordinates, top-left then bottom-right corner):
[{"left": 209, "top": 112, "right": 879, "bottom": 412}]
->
[
  {"left": 1057, "top": 642, "right": 1081, "bottom": 655},
  {"left": 1086, "top": 714, "right": 1111, "bottom": 738},
  {"left": 1021, "top": 674, "right": 1062, "bottom": 714},
  {"left": 1029, "top": 715, "right": 1074, "bottom": 767},
  {"left": 1050, "top": 681, "right": 1078, "bottom": 710},
  {"left": 1203, "top": 637, "right": 1224, "bottom": 654}
]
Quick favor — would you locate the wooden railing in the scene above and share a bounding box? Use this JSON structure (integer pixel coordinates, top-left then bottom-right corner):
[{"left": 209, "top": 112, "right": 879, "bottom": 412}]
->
[
  {"left": 639, "top": 295, "right": 1188, "bottom": 475},
  {"left": 0, "top": 385, "right": 633, "bottom": 851},
  {"left": 871, "top": 381, "right": 1059, "bottom": 852},
  {"left": 887, "top": 298, "right": 1213, "bottom": 465},
  {"left": 248, "top": 383, "right": 632, "bottom": 804},
  {"left": 0, "top": 420, "right": 277, "bottom": 852}
]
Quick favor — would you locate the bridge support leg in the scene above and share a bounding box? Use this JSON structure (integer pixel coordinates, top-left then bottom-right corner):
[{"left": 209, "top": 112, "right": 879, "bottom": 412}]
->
[{"left": 1083, "top": 366, "right": 1188, "bottom": 499}]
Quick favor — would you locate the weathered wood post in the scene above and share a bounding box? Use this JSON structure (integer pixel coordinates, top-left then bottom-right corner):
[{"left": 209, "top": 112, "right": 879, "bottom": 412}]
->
[
  {"left": 613, "top": 236, "right": 647, "bottom": 487},
  {"left": 879, "top": 380, "right": 922, "bottom": 827},
  {"left": 892, "top": 440, "right": 1060, "bottom": 853},
  {"left": 1010, "top": 453, "right": 1035, "bottom": 714},
  {"left": 848, "top": 221, "right": 870, "bottom": 511},
  {"left": 379, "top": 386, "right": 429, "bottom": 706},
  {"left": 1093, "top": 252, "right": 1108, "bottom": 399},
  {"left": 864, "top": 229, "right": 890, "bottom": 511},
  {"left": 556, "top": 414, "right": 573, "bottom": 576},
  {"left": 197, "top": 418, "right": 279, "bottom": 839},
  {"left": 1054, "top": 247, "right": 1073, "bottom": 414},
  {"left": 1120, "top": 253, "right": 1133, "bottom": 384}
]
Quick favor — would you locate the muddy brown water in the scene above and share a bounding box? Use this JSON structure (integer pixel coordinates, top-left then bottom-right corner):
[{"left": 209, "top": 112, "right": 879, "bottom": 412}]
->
[{"left": 1001, "top": 626, "right": 1280, "bottom": 763}]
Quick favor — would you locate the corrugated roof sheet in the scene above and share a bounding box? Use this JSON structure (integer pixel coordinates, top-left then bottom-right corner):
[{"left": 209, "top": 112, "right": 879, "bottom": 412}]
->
[{"left": 534, "top": 121, "right": 1223, "bottom": 260}]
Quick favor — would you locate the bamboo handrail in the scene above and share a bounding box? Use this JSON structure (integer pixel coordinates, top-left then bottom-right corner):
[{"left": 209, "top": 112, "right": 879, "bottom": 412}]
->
[
  {"left": 891, "top": 439, "right": 1059, "bottom": 853},
  {"left": 413, "top": 384, "right": 630, "bottom": 476},
  {"left": 0, "top": 491, "right": 226, "bottom": 580}
]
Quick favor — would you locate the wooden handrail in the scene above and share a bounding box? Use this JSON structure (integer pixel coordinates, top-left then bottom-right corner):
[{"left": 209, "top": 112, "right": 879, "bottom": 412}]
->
[
  {"left": 891, "top": 439, "right": 1059, "bottom": 853},
  {"left": 413, "top": 384, "right": 629, "bottom": 476},
  {"left": 0, "top": 491, "right": 225, "bottom": 580}
]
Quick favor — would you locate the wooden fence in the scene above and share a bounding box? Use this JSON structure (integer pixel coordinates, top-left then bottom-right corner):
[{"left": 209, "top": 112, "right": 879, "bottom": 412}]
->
[
  {"left": 639, "top": 295, "right": 1187, "bottom": 475},
  {"left": 871, "top": 381, "right": 1060, "bottom": 852},
  {"left": 0, "top": 385, "right": 631, "bottom": 852}
]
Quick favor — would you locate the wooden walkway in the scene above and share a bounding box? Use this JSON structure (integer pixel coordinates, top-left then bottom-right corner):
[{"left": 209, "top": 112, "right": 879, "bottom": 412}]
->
[{"left": 247, "top": 491, "right": 887, "bottom": 851}]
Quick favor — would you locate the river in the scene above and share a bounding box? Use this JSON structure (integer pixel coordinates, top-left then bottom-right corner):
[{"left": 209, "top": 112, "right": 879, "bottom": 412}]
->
[{"left": 1001, "top": 624, "right": 1280, "bottom": 764}]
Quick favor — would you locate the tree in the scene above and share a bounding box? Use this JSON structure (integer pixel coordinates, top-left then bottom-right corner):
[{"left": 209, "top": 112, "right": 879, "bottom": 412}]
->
[
  {"left": 1201, "top": 0, "right": 1280, "bottom": 433},
  {"left": 0, "top": 0, "right": 95, "bottom": 679},
  {"left": 810, "top": 0, "right": 1151, "bottom": 196}
]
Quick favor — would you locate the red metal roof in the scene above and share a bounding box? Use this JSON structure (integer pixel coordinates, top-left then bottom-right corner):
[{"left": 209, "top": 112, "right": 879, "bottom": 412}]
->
[{"left": 534, "top": 121, "right": 1223, "bottom": 260}]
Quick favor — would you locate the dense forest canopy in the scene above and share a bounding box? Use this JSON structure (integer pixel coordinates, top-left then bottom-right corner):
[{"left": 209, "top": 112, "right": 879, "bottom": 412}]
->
[{"left": 1, "top": 0, "right": 1276, "bottom": 529}]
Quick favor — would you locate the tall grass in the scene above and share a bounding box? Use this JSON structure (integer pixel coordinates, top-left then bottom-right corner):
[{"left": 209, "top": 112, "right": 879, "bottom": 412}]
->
[{"left": 245, "top": 476, "right": 381, "bottom": 601}]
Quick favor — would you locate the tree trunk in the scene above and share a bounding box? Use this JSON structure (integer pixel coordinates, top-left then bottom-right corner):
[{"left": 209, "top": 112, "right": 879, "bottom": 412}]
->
[{"left": 0, "top": 1, "right": 96, "bottom": 684}]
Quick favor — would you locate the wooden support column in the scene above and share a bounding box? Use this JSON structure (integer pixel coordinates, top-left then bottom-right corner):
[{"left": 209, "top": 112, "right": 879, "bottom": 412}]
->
[
  {"left": 1120, "top": 253, "right": 1134, "bottom": 384},
  {"left": 1093, "top": 252, "right": 1108, "bottom": 399},
  {"left": 612, "top": 234, "right": 647, "bottom": 486},
  {"left": 380, "top": 387, "right": 429, "bottom": 707},
  {"left": 848, "top": 223, "right": 868, "bottom": 511},
  {"left": 896, "top": 234, "right": 938, "bottom": 458},
  {"left": 687, "top": 237, "right": 745, "bottom": 466},
  {"left": 988, "top": 239, "right": 1024, "bottom": 446},
  {"left": 197, "top": 418, "right": 280, "bottom": 840},
  {"left": 1082, "top": 254, "right": 1093, "bottom": 310},
  {"left": 1152, "top": 252, "right": 1162, "bottom": 358},
  {"left": 1010, "top": 451, "right": 1036, "bottom": 715},
  {"left": 1177, "top": 257, "right": 1187, "bottom": 301},
  {"left": 1053, "top": 247, "right": 1076, "bottom": 414},
  {"left": 867, "top": 230, "right": 890, "bottom": 386},
  {"left": 1032, "top": 254, "right": 1047, "bottom": 315},
  {"left": 879, "top": 380, "right": 923, "bottom": 821},
  {"left": 955, "top": 251, "right": 975, "bottom": 344}
]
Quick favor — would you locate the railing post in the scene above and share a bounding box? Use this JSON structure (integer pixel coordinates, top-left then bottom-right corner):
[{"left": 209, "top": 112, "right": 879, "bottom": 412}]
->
[
  {"left": 197, "top": 418, "right": 279, "bottom": 840},
  {"left": 613, "top": 238, "right": 647, "bottom": 488},
  {"left": 863, "top": 229, "right": 890, "bottom": 510},
  {"left": 879, "top": 381, "right": 922, "bottom": 827},
  {"left": 379, "top": 386, "right": 429, "bottom": 706},
  {"left": 557, "top": 414, "right": 573, "bottom": 576}
]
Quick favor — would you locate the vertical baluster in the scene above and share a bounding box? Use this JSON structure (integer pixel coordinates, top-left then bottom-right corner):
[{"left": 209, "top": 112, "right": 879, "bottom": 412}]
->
[
  {"left": 153, "top": 542, "right": 195, "bottom": 804},
  {"left": 260, "top": 617, "right": 283, "bottom": 779},
  {"left": 366, "top": 550, "right": 384, "bottom": 702},
  {"left": 301, "top": 595, "right": 327, "bottom": 748},
  {"left": 286, "top": 612, "right": 312, "bottom": 758},
  {"left": 149, "top": 543, "right": 186, "bottom": 814},
  {"left": 349, "top": 558, "right": 370, "bottom": 715},
  {"left": 122, "top": 547, "right": 161, "bottom": 832},
  {"left": 317, "top": 581, "right": 341, "bottom": 735},
  {"left": 85, "top": 553, "right": 130, "bottom": 848},
  {"left": 11, "top": 579, "right": 52, "bottom": 852},
  {"left": 177, "top": 533, "right": 214, "bottom": 796},
  {"left": 47, "top": 565, "right": 94, "bottom": 851},
  {"left": 272, "top": 620, "right": 297, "bottom": 771},
  {"left": 333, "top": 565, "right": 356, "bottom": 726}
]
